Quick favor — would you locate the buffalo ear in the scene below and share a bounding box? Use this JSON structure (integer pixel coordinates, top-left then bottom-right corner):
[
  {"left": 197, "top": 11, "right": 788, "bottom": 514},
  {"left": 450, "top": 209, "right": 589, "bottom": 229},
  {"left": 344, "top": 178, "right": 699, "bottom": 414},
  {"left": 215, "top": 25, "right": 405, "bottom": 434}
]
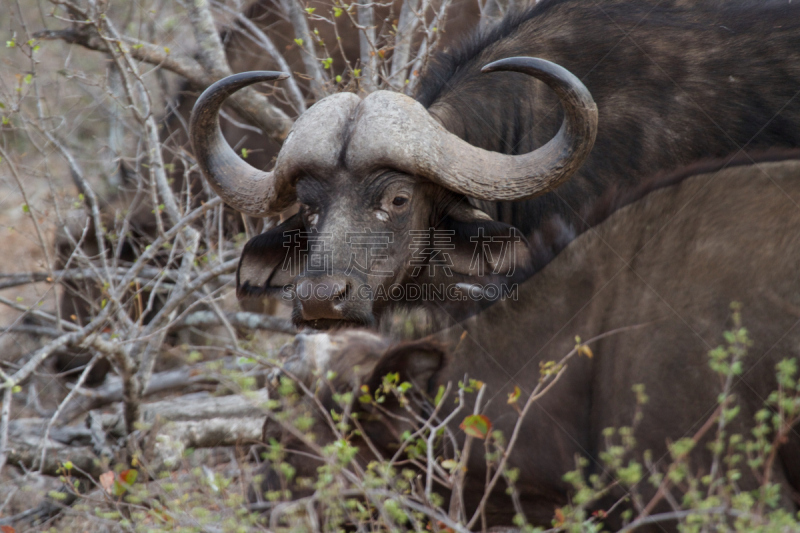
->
[
  {"left": 366, "top": 340, "right": 446, "bottom": 393},
  {"left": 236, "top": 214, "right": 305, "bottom": 307},
  {"left": 437, "top": 210, "right": 531, "bottom": 279}
]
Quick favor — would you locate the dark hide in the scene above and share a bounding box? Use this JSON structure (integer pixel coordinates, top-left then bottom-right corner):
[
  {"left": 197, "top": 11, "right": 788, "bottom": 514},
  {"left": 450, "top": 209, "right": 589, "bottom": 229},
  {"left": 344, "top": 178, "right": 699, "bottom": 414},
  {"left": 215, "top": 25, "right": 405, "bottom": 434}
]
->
[
  {"left": 419, "top": 0, "right": 800, "bottom": 267},
  {"left": 238, "top": 0, "right": 800, "bottom": 328},
  {"left": 253, "top": 159, "right": 800, "bottom": 530}
]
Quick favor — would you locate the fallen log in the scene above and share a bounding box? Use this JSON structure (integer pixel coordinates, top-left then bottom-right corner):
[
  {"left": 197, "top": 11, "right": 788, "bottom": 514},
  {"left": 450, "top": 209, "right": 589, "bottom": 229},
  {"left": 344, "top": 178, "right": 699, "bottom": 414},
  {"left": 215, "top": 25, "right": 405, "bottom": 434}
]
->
[{"left": 6, "top": 390, "right": 269, "bottom": 476}]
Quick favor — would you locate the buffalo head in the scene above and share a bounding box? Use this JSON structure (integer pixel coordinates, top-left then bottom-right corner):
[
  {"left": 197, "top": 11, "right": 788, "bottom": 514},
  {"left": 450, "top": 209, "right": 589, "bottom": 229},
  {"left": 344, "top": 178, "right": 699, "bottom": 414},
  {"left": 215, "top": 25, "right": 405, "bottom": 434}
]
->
[{"left": 190, "top": 58, "right": 597, "bottom": 328}]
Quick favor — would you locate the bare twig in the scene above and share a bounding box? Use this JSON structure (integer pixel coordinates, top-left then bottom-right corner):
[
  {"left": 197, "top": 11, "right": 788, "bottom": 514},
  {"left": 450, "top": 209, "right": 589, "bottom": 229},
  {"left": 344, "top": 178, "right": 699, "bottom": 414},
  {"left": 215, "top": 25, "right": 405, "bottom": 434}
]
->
[
  {"left": 390, "top": 0, "right": 421, "bottom": 87},
  {"left": 35, "top": 10, "right": 293, "bottom": 141},
  {"left": 0, "top": 386, "right": 12, "bottom": 477},
  {"left": 38, "top": 353, "right": 100, "bottom": 474},
  {"left": 0, "top": 266, "right": 222, "bottom": 291},
  {"left": 0, "top": 145, "right": 63, "bottom": 326},
  {"left": 279, "top": 0, "right": 328, "bottom": 98},
  {"left": 34, "top": 27, "right": 209, "bottom": 82},
  {"left": 0, "top": 296, "right": 80, "bottom": 332},
  {"left": 211, "top": 0, "right": 306, "bottom": 113},
  {"left": 638, "top": 403, "right": 722, "bottom": 519},
  {"left": 355, "top": 0, "right": 378, "bottom": 91},
  {"left": 618, "top": 506, "right": 746, "bottom": 533},
  {"left": 58, "top": 353, "right": 277, "bottom": 422},
  {"left": 177, "top": 310, "right": 297, "bottom": 333}
]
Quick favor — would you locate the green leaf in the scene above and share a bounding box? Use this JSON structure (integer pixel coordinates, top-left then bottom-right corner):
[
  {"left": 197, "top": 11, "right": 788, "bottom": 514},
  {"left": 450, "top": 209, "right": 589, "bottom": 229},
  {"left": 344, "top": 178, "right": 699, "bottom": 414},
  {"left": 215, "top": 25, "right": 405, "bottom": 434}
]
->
[
  {"left": 434, "top": 385, "right": 445, "bottom": 406},
  {"left": 294, "top": 38, "right": 304, "bottom": 47},
  {"left": 460, "top": 414, "right": 492, "bottom": 439},
  {"left": 241, "top": 147, "right": 249, "bottom": 159},
  {"left": 441, "top": 459, "right": 458, "bottom": 471},
  {"left": 112, "top": 469, "right": 138, "bottom": 496},
  {"left": 21, "top": 204, "right": 29, "bottom": 213},
  {"left": 333, "top": 7, "right": 343, "bottom": 16},
  {"left": 305, "top": 7, "right": 316, "bottom": 14}
]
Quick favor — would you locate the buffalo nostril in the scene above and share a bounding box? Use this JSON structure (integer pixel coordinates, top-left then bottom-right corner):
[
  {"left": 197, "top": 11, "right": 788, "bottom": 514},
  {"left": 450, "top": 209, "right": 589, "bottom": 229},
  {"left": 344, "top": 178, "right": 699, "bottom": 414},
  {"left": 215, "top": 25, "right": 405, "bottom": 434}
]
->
[
  {"left": 331, "top": 280, "right": 348, "bottom": 300},
  {"left": 296, "top": 278, "right": 314, "bottom": 299},
  {"left": 296, "top": 276, "right": 352, "bottom": 321}
]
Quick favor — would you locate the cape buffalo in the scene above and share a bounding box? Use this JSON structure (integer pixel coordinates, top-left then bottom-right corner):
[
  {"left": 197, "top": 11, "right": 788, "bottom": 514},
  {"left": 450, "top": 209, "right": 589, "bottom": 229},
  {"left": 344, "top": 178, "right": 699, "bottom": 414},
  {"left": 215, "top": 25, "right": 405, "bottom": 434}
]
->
[
  {"left": 50, "top": 0, "right": 482, "bottom": 383},
  {"left": 252, "top": 158, "right": 800, "bottom": 530},
  {"left": 190, "top": 0, "right": 800, "bottom": 329}
]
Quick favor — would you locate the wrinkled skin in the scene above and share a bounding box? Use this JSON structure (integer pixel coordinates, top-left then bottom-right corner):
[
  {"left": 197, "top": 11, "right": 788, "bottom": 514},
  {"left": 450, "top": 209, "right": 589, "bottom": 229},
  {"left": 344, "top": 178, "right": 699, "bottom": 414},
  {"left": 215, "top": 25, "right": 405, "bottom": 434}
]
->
[
  {"left": 238, "top": 174, "right": 529, "bottom": 329},
  {"left": 235, "top": 0, "right": 800, "bottom": 329},
  {"left": 251, "top": 159, "right": 800, "bottom": 530}
]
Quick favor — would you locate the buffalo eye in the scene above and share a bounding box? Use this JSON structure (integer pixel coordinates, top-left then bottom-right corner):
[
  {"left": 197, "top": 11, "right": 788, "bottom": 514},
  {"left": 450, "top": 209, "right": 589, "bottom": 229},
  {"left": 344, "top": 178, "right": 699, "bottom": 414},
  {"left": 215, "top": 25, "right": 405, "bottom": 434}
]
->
[{"left": 392, "top": 196, "right": 409, "bottom": 207}]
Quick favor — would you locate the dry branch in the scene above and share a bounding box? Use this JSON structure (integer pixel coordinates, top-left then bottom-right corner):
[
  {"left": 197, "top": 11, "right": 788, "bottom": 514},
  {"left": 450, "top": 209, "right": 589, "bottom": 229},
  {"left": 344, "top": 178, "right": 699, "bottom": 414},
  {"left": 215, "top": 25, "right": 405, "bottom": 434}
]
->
[
  {"left": 356, "top": 0, "right": 378, "bottom": 91},
  {"left": 390, "top": 0, "right": 421, "bottom": 84},
  {"left": 212, "top": 0, "right": 307, "bottom": 113},
  {"left": 6, "top": 418, "right": 102, "bottom": 477},
  {"left": 6, "top": 391, "right": 269, "bottom": 475},
  {"left": 280, "top": 0, "right": 328, "bottom": 98},
  {"left": 58, "top": 354, "right": 279, "bottom": 422},
  {"left": 177, "top": 310, "right": 296, "bottom": 333},
  {"left": 187, "top": 0, "right": 295, "bottom": 140},
  {"left": 33, "top": 28, "right": 209, "bottom": 92},
  {"left": 34, "top": 20, "right": 293, "bottom": 141},
  {"left": 0, "top": 266, "right": 234, "bottom": 291}
]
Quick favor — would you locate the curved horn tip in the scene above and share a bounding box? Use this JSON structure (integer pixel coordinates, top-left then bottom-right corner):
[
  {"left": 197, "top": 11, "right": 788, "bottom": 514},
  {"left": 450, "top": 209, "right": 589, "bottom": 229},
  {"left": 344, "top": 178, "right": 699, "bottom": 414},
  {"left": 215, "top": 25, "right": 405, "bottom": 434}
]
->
[
  {"left": 480, "top": 56, "right": 557, "bottom": 75},
  {"left": 480, "top": 57, "right": 594, "bottom": 108},
  {"left": 205, "top": 70, "right": 290, "bottom": 93},
  {"left": 191, "top": 70, "right": 290, "bottom": 120},
  {"left": 235, "top": 70, "right": 289, "bottom": 79},
  {"left": 226, "top": 70, "right": 290, "bottom": 82}
]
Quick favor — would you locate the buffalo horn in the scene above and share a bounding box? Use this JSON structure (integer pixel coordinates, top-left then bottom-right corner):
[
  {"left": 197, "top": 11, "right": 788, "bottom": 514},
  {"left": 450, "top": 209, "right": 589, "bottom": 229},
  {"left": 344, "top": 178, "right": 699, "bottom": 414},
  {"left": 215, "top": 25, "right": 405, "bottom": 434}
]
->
[
  {"left": 190, "top": 71, "right": 293, "bottom": 217},
  {"left": 347, "top": 57, "right": 598, "bottom": 201}
]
